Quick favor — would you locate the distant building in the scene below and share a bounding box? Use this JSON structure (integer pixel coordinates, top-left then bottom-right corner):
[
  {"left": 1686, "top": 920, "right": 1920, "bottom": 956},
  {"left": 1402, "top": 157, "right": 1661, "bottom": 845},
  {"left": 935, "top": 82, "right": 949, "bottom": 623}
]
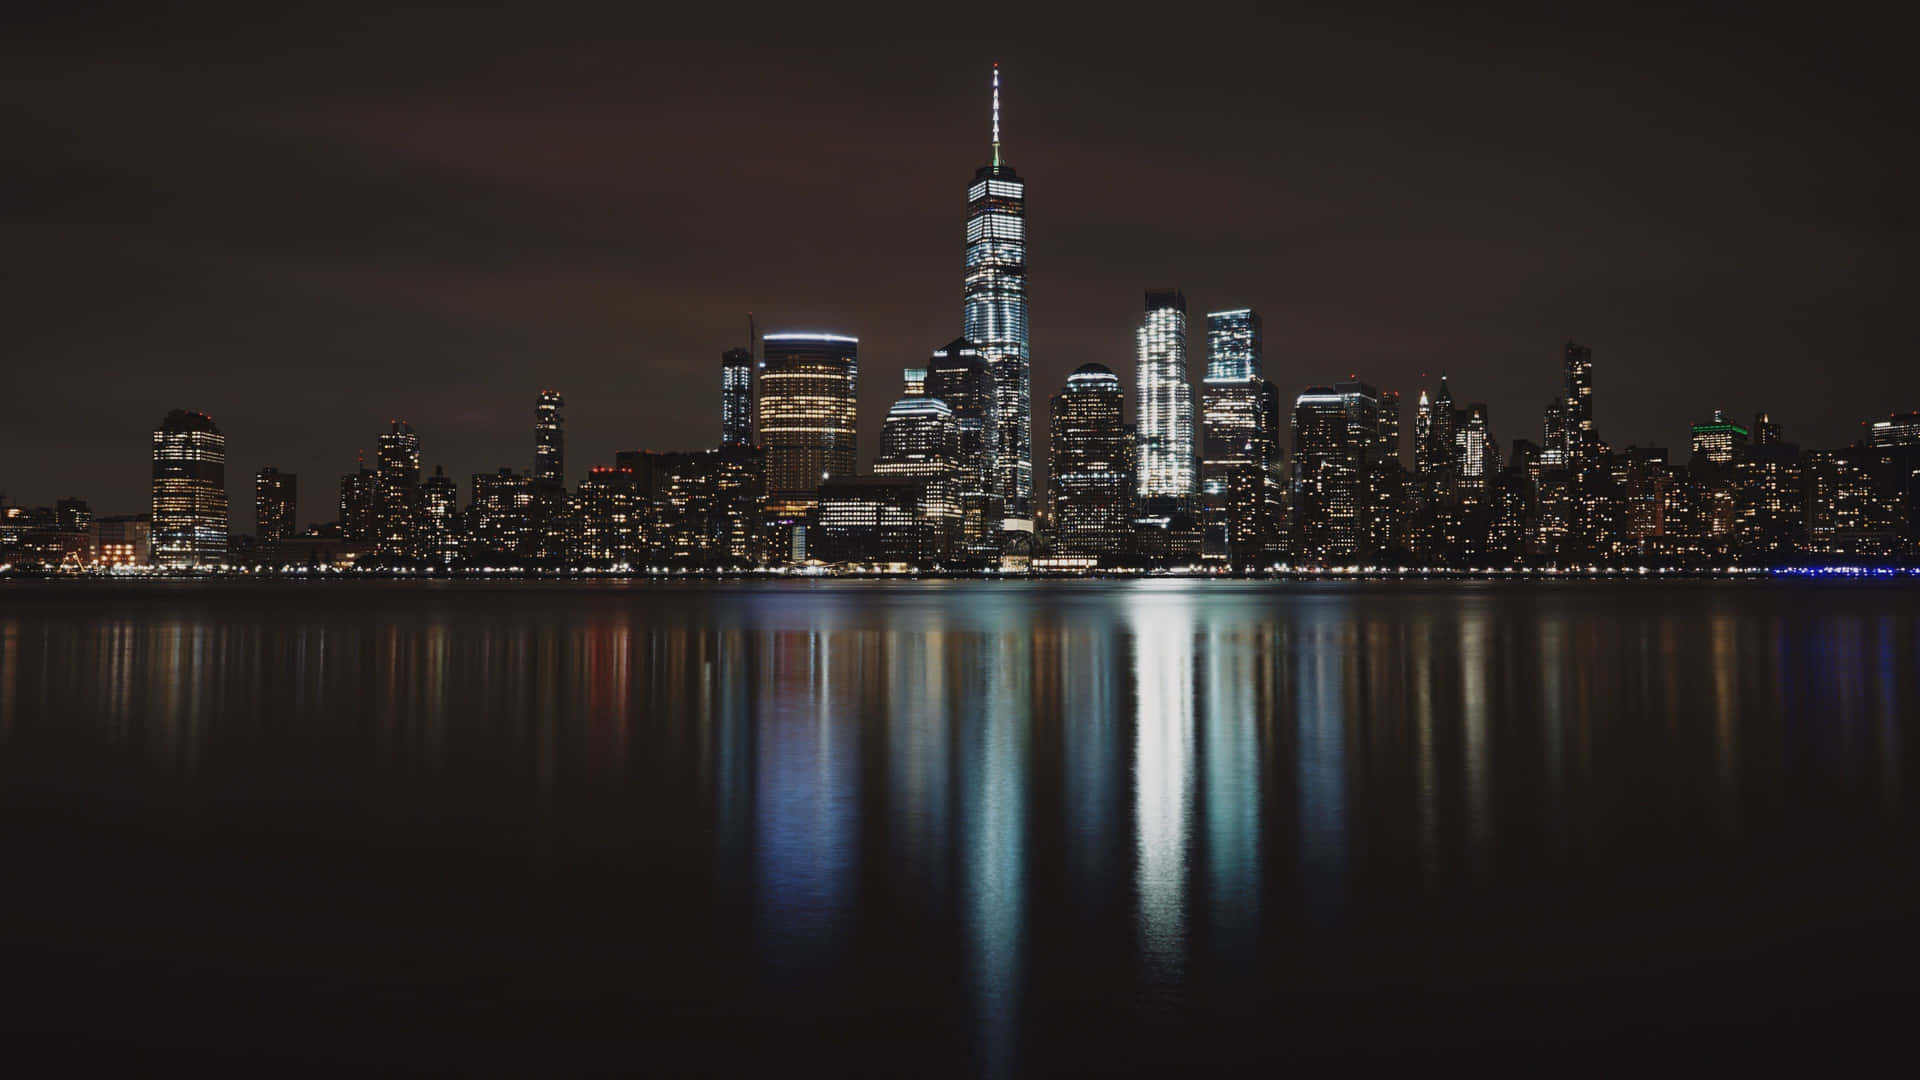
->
[
  {"left": 814, "top": 475, "right": 932, "bottom": 565},
  {"left": 1135, "top": 289, "right": 1194, "bottom": 502},
  {"left": 721, "top": 347, "right": 754, "bottom": 447},
  {"left": 573, "top": 465, "right": 639, "bottom": 566},
  {"left": 758, "top": 332, "right": 859, "bottom": 519},
  {"left": 420, "top": 465, "right": 460, "bottom": 564},
  {"left": 1867, "top": 411, "right": 1920, "bottom": 448},
  {"left": 927, "top": 337, "right": 1000, "bottom": 559},
  {"left": 338, "top": 455, "right": 377, "bottom": 542},
  {"left": 1690, "top": 410, "right": 1749, "bottom": 467},
  {"left": 1563, "top": 341, "right": 1598, "bottom": 470},
  {"left": 655, "top": 446, "right": 766, "bottom": 569},
  {"left": 375, "top": 420, "right": 420, "bottom": 557},
  {"left": 964, "top": 65, "right": 1031, "bottom": 527},
  {"left": 1049, "top": 363, "right": 1133, "bottom": 558},
  {"left": 1198, "top": 317, "right": 1282, "bottom": 565},
  {"left": 875, "top": 383, "right": 962, "bottom": 558},
  {"left": 151, "top": 409, "right": 228, "bottom": 567},
  {"left": 90, "top": 514, "right": 151, "bottom": 567},
  {"left": 255, "top": 467, "right": 297, "bottom": 542},
  {"left": 467, "top": 468, "right": 535, "bottom": 564},
  {"left": 1291, "top": 382, "right": 1381, "bottom": 563}
]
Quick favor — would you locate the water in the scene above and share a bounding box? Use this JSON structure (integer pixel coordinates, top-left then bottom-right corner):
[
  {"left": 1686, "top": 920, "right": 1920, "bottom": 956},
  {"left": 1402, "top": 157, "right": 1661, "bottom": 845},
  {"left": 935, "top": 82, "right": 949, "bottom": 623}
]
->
[{"left": 1, "top": 580, "right": 1914, "bottom": 1072}]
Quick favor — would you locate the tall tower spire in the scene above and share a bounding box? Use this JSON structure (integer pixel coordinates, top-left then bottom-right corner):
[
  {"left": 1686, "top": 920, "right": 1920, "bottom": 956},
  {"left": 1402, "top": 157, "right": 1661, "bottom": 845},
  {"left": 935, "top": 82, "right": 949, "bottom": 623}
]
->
[{"left": 991, "top": 63, "right": 1001, "bottom": 167}]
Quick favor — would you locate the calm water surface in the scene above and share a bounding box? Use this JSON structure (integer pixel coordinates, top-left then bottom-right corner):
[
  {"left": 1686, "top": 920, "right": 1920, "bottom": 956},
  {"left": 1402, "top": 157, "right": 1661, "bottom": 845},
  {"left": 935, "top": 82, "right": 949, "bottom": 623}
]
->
[{"left": 1, "top": 580, "right": 1914, "bottom": 1072}]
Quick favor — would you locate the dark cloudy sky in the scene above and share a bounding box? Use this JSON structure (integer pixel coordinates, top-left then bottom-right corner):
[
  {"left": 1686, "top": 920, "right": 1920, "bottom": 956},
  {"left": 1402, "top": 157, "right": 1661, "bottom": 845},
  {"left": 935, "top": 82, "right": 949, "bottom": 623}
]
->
[{"left": 4, "top": 3, "right": 1909, "bottom": 526}]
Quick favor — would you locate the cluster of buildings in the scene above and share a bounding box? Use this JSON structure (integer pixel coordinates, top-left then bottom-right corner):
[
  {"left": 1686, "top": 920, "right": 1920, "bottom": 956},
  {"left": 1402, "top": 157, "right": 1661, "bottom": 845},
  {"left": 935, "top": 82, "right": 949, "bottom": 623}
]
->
[{"left": 6, "top": 68, "right": 1919, "bottom": 574}]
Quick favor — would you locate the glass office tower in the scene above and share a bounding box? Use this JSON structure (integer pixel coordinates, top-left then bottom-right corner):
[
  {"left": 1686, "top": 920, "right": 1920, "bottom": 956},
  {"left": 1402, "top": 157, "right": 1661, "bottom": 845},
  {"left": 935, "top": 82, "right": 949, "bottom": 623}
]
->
[
  {"left": 963, "top": 64, "right": 1031, "bottom": 529},
  {"left": 1136, "top": 289, "right": 1194, "bottom": 501}
]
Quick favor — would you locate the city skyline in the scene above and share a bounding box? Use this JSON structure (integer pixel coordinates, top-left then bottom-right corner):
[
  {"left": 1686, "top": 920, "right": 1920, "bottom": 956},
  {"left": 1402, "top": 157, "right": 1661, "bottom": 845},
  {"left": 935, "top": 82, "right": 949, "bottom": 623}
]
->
[{"left": 3, "top": 9, "right": 1911, "bottom": 526}]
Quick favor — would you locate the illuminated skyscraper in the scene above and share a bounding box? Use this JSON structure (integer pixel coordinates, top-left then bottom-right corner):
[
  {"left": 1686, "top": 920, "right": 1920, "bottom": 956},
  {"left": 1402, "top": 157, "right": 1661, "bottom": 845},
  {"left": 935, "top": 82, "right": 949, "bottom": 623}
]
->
[
  {"left": 151, "top": 409, "right": 228, "bottom": 567},
  {"left": 1563, "top": 341, "right": 1596, "bottom": 469},
  {"left": 1204, "top": 308, "right": 1261, "bottom": 382},
  {"left": 758, "top": 333, "right": 859, "bottom": 512},
  {"left": 876, "top": 377, "right": 963, "bottom": 557},
  {"left": 963, "top": 65, "right": 1031, "bottom": 528},
  {"left": 927, "top": 337, "right": 1000, "bottom": 558},
  {"left": 1198, "top": 309, "right": 1281, "bottom": 562},
  {"left": 722, "top": 346, "right": 754, "bottom": 447},
  {"left": 376, "top": 420, "right": 420, "bottom": 557},
  {"left": 1136, "top": 289, "right": 1194, "bottom": 501},
  {"left": 1291, "top": 382, "right": 1382, "bottom": 562},
  {"left": 1690, "top": 410, "right": 1749, "bottom": 467},
  {"left": 535, "top": 391, "right": 564, "bottom": 489},
  {"left": 338, "top": 454, "right": 376, "bottom": 541},
  {"left": 254, "top": 466, "right": 297, "bottom": 542},
  {"left": 1048, "top": 363, "right": 1132, "bottom": 557},
  {"left": 420, "top": 465, "right": 460, "bottom": 564}
]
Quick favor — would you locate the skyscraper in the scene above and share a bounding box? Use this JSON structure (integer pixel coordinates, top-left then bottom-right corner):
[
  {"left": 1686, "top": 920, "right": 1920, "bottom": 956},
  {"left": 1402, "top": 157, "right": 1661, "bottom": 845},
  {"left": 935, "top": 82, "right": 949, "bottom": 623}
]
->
[
  {"left": 535, "top": 390, "right": 565, "bottom": 489},
  {"left": 721, "top": 346, "right": 754, "bottom": 447},
  {"left": 420, "top": 465, "right": 460, "bottom": 564},
  {"left": 758, "top": 332, "right": 859, "bottom": 514},
  {"left": 1198, "top": 309, "right": 1281, "bottom": 562},
  {"left": 255, "top": 466, "right": 297, "bottom": 542},
  {"left": 1291, "top": 382, "right": 1382, "bottom": 562},
  {"left": 1048, "top": 363, "right": 1132, "bottom": 558},
  {"left": 376, "top": 420, "right": 420, "bottom": 557},
  {"left": 1136, "top": 289, "right": 1194, "bottom": 501},
  {"left": 963, "top": 65, "right": 1031, "bottom": 529},
  {"left": 1563, "top": 341, "right": 1596, "bottom": 469},
  {"left": 876, "top": 377, "right": 963, "bottom": 558},
  {"left": 1691, "top": 410, "right": 1749, "bottom": 467},
  {"left": 151, "top": 409, "right": 228, "bottom": 567},
  {"left": 1204, "top": 308, "right": 1262, "bottom": 382},
  {"left": 338, "top": 453, "right": 376, "bottom": 542},
  {"left": 927, "top": 337, "right": 999, "bottom": 558}
]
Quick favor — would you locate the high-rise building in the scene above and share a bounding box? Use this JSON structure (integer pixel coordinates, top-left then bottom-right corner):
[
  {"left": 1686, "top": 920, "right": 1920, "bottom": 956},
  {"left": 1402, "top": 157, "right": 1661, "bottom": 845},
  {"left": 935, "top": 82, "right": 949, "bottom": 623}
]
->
[
  {"left": 56, "top": 497, "right": 91, "bottom": 535},
  {"left": 573, "top": 465, "right": 638, "bottom": 566},
  {"left": 927, "top": 337, "right": 1000, "bottom": 557},
  {"left": 1379, "top": 390, "right": 1403, "bottom": 462},
  {"left": 1291, "top": 382, "right": 1382, "bottom": 562},
  {"left": 151, "top": 409, "right": 228, "bottom": 567},
  {"left": 758, "top": 333, "right": 859, "bottom": 513},
  {"left": 1690, "top": 410, "right": 1749, "bottom": 467},
  {"left": 376, "top": 420, "right": 421, "bottom": 557},
  {"left": 1418, "top": 376, "right": 1457, "bottom": 479},
  {"left": 1048, "top": 363, "right": 1132, "bottom": 558},
  {"left": 255, "top": 467, "right": 297, "bottom": 542},
  {"left": 1867, "top": 411, "right": 1920, "bottom": 448},
  {"left": 1136, "top": 289, "right": 1194, "bottom": 502},
  {"left": 876, "top": 374, "right": 963, "bottom": 558},
  {"left": 535, "top": 390, "right": 565, "bottom": 489},
  {"left": 1541, "top": 398, "right": 1569, "bottom": 467},
  {"left": 467, "top": 468, "right": 535, "bottom": 563},
  {"left": 338, "top": 454, "right": 376, "bottom": 541},
  {"left": 654, "top": 446, "right": 766, "bottom": 569},
  {"left": 963, "top": 65, "right": 1031, "bottom": 528},
  {"left": 420, "top": 465, "right": 460, "bottom": 564},
  {"left": 1198, "top": 312, "right": 1282, "bottom": 563},
  {"left": 1454, "top": 403, "right": 1497, "bottom": 492},
  {"left": 1563, "top": 341, "right": 1597, "bottom": 469},
  {"left": 1204, "top": 308, "right": 1261, "bottom": 382},
  {"left": 721, "top": 346, "right": 754, "bottom": 447}
]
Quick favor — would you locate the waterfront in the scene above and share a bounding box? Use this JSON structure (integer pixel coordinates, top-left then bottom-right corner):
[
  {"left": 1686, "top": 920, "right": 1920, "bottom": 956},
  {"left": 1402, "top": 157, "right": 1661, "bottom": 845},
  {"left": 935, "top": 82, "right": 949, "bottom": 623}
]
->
[{"left": 1, "top": 580, "right": 1914, "bottom": 1071}]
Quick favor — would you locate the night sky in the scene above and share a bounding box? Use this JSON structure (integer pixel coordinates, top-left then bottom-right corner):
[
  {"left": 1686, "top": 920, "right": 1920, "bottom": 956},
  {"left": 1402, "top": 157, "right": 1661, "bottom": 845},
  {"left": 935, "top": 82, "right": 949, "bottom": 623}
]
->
[{"left": 5, "top": 4, "right": 1909, "bottom": 527}]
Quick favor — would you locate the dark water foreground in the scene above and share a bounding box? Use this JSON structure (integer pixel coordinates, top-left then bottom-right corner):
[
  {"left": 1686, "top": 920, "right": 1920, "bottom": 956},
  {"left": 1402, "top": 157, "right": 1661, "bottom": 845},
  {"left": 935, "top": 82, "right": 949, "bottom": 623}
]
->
[{"left": 1, "top": 581, "right": 1913, "bottom": 1073}]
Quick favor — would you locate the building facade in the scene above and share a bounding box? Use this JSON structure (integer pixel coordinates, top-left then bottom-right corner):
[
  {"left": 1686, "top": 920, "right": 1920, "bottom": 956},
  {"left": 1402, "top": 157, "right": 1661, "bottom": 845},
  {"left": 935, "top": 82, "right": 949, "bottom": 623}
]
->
[
  {"left": 1135, "top": 289, "right": 1194, "bottom": 502},
  {"left": 721, "top": 346, "right": 754, "bottom": 447},
  {"left": 758, "top": 332, "right": 859, "bottom": 517},
  {"left": 255, "top": 466, "right": 297, "bottom": 543},
  {"left": 151, "top": 409, "right": 228, "bottom": 567},
  {"left": 1048, "top": 363, "right": 1133, "bottom": 558},
  {"left": 375, "top": 420, "right": 420, "bottom": 557},
  {"left": 963, "top": 66, "right": 1031, "bottom": 529}
]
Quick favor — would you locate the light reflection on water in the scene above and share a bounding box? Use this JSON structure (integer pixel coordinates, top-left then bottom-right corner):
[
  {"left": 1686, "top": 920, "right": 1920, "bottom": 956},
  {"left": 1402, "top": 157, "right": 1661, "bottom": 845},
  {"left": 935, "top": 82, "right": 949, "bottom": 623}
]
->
[{"left": 0, "top": 580, "right": 1915, "bottom": 1068}]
